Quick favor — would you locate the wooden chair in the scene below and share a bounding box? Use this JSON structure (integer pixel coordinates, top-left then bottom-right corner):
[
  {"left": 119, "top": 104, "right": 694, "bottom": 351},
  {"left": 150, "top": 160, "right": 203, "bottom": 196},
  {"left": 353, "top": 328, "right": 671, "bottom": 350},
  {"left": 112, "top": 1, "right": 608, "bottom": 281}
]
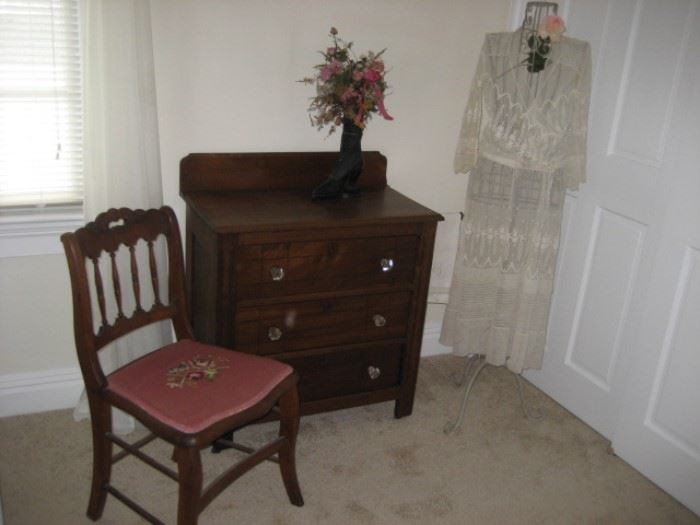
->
[{"left": 61, "top": 206, "right": 304, "bottom": 524}]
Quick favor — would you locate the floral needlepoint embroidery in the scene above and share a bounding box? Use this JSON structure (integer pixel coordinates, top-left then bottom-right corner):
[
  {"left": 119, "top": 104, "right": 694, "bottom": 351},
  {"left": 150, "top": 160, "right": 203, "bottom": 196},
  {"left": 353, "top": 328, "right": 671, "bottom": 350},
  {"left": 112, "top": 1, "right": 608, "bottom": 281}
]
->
[{"left": 166, "top": 355, "right": 229, "bottom": 389}]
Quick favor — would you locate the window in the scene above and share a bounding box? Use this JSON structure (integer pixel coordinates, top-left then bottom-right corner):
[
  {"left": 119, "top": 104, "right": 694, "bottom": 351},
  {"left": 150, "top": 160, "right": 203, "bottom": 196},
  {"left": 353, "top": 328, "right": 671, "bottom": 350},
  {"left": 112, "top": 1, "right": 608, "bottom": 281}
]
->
[{"left": 0, "top": 0, "right": 84, "bottom": 256}]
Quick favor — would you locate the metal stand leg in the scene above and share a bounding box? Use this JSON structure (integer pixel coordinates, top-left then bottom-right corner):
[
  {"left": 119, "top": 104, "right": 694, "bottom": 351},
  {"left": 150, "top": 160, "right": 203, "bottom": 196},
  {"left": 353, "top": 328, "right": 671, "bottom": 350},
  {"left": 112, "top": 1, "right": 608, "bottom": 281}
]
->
[
  {"left": 452, "top": 353, "right": 479, "bottom": 386},
  {"left": 514, "top": 373, "right": 543, "bottom": 420},
  {"left": 444, "top": 358, "right": 489, "bottom": 435},
  {"left": 444, "top": 357, "right": 547, "bottom": 434}
]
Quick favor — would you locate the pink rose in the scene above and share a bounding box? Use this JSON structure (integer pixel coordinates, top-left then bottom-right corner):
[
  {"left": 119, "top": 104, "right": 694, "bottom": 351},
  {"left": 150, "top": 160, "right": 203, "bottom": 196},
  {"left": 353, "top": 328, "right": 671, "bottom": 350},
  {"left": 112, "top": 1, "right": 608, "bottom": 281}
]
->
[
  {"left": 363, "top": 69, "right": 381, "bottom": 83},
  {"left": 538, "top": 15, "right": 566, "bottom": 42}
]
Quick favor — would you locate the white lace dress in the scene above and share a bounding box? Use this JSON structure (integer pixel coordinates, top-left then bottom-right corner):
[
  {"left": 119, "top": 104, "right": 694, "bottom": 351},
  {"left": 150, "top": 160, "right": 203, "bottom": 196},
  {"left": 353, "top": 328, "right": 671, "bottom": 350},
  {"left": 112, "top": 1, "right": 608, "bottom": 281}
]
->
[{"left": 440, "top": 31, "right": 591, "bottom": 373}]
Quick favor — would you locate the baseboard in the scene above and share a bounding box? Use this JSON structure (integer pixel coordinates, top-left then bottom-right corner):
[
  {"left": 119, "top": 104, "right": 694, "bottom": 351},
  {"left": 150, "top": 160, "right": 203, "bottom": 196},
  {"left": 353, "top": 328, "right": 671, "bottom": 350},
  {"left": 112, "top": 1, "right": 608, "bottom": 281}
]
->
[
  {"left": 0, "top": 325, "right": 448, "bottom": 419},
  {"left": 0, "top": 367, "right": 84, "bottom": 418},
  {"left": 421, "top": 321, "right": 452, "bottom": 357}
]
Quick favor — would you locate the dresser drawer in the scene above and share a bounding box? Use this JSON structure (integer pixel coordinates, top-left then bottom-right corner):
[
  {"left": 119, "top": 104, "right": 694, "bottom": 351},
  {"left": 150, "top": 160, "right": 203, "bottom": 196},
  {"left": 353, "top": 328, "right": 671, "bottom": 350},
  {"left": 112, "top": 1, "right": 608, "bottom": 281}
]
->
[
  {"left": 278, "top": 344, "right": 403, "bottom": 402},
  {"left": 234, "top": 292, "right": 410, "bottom": 354},
  {"left": 235, "top": 236, "right": 418, "bottom": 300}
]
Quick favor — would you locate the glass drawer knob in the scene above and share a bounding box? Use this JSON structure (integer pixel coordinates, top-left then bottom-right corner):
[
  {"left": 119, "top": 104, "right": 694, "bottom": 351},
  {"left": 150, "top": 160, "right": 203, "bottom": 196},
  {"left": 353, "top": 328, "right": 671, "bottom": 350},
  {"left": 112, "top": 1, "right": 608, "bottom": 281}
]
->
[
  {"left": 368, "top": 366, "right": 381, "bottom": 380},
  {"left": 380, "top": 258, "right": 394, "bottom": 272},
  {"left": 373, "top": 314, "right": 387, "bottom": 327},
  {"left": 268, "top": 326, "right": 283, "bottom": 341},
  {"left": 270, "top": 266, "right": 285, "bottom": 281}
]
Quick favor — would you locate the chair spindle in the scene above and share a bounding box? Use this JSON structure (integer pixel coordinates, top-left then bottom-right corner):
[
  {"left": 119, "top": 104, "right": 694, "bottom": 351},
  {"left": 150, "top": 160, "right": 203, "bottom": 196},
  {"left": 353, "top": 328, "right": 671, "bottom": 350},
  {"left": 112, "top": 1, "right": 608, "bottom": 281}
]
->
[
  {"left": 148, "top": 241, "right": 162, "bottom": 306},
  {"left": 109, "top": 251, "right": 125, "bottom": 319},
  {"left": 129, "top": 245, "right": 143, "bottom": 312},
  {"left": 91, "top": 257, "right": 109, "bottom": 331}
]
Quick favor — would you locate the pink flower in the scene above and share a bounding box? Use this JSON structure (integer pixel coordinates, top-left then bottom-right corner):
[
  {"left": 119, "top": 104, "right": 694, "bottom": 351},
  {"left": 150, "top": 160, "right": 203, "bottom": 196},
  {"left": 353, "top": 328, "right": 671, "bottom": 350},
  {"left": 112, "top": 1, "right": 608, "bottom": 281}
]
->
[
  {"left": 320, "top": 59, "right": 342, "bottom": 81},
  {"left": 374, "top": 86, "right": 393, "bottom": 121},
  {"left": 352, "top": 69, "right": 364, "bottom": 82},
  {"left": 320, "top": 66, "right": 333, "bottom": 81},
  {"left": 326, "top": 47, "right": 336, "bottom": 57},
  {"left": 363, "top": 69, "right": 381, "bottom": 83},
  {"left": 538, "top": 15, "right": 566, "bottom": 42},
  {"left": 330, "top": 27, "right": 338, "bottom": 36},
  {"left": 370, "top": 60, "right": 385, "bottom": 73}
]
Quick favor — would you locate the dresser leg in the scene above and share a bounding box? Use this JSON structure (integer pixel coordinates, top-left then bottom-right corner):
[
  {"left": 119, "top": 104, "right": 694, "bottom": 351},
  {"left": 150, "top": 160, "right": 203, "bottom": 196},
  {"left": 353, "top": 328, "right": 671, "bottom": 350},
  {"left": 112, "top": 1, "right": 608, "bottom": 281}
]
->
[{"left": 394, "top": 398, "right": 413, "bottom": 418}]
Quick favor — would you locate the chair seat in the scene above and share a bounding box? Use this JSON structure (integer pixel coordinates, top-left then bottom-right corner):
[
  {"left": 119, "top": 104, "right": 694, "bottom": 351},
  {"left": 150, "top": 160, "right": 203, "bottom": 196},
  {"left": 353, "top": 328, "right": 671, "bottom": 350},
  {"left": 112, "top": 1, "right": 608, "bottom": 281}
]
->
[{"left": 106, "top": 339, "right": 293, "bottom": 435}]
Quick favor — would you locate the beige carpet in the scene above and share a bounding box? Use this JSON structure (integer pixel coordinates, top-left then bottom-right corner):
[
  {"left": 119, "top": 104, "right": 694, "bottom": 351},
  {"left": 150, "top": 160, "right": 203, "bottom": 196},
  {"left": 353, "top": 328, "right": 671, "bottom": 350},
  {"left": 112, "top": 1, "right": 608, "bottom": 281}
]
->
[{"left": 1, "top": 355, "right": 697, "bottom": 525}]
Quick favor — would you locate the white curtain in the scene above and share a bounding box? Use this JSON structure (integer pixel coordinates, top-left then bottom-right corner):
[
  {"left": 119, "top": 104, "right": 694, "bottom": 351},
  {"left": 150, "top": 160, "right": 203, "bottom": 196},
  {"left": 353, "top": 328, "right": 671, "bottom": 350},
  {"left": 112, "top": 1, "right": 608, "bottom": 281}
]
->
[{"left": 74, "top": 0, "right": 171, "bottom": 434}]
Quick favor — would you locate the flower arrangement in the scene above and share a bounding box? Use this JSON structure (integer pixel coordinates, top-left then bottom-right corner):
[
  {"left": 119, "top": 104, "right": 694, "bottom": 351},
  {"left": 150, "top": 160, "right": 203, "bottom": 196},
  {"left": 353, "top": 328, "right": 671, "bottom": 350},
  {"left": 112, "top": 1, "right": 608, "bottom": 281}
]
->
[
  {"left": 525, "top": 15, "right": 566, "bottom": 73},
  {"left": 301, "top": 27, "right": 393, "bottom": 134}
]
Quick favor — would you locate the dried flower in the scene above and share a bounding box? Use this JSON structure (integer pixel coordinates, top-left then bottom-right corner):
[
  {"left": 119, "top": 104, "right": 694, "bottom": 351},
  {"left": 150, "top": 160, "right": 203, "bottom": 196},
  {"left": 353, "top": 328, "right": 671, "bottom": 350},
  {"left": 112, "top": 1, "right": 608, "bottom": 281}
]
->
[
  {"left": 300, "top": 27, "right": 394, "bottom": 134},
  {"left": 363, "top": 69, "right": 381, "bottom": 83}
]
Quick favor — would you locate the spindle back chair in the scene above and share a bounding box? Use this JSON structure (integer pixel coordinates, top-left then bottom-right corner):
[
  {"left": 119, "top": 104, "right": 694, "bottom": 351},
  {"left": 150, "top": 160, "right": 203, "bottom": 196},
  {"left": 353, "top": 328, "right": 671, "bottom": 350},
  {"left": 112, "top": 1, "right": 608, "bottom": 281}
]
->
[{"left": 62, "top": 206, "right": 303, "bottom": 524}]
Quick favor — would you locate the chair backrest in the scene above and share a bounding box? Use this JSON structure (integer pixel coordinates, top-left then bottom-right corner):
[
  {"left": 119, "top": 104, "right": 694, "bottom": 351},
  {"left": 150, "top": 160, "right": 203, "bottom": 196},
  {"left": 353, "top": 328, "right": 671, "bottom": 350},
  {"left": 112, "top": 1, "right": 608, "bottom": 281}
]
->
[{"left": 61, "top": 206, "right": 193, "bottom": 391}]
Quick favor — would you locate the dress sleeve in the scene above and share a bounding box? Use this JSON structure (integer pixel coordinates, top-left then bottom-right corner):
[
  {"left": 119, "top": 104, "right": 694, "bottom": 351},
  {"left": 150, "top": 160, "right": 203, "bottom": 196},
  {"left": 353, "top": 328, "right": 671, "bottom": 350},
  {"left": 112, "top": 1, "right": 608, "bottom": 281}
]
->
[
  {"left": 562, "top": 42, "right": 592, "bottom": 190},
  {"left": 454, "top": 37, "right": 488, "bottom": 174}
]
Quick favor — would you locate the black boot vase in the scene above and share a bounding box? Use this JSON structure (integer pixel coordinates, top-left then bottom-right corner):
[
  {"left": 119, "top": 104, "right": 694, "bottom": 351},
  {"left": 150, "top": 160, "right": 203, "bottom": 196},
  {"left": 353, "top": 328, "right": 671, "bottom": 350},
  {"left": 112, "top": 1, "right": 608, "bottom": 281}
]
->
[{"left": 312, "top": 119, "right": 364, "bottom": 200}]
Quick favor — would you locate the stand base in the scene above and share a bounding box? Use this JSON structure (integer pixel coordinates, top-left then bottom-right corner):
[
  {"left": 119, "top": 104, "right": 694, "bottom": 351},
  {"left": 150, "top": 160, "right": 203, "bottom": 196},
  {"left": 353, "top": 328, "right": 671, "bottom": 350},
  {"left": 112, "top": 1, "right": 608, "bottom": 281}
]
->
[{"left": 444, "top": 354, "right": 543, "bottom": 435}]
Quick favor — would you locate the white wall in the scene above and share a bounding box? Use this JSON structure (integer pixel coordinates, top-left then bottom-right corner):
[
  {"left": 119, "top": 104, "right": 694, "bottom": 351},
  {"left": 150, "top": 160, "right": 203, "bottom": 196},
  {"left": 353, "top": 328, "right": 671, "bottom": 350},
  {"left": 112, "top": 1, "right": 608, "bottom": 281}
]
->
[
  {"left": 0, "top": 255, "right": 75, "bottom": 372},
  {"left": 0, "top": 254, "right": 84, "bottom": 416},
  {"left": 0, "top": 0, "right": 510, "bottom": 414},
  {"left": 149, "top": 0, "right": 509, "bottom": 220}
]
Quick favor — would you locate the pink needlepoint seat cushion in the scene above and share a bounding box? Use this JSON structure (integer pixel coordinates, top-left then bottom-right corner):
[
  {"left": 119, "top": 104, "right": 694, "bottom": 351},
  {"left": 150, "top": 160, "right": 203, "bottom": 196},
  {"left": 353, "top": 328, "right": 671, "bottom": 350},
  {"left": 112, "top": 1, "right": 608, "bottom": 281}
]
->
[{"left": 106, "top": 339, "right": 293, "bottom": 434}]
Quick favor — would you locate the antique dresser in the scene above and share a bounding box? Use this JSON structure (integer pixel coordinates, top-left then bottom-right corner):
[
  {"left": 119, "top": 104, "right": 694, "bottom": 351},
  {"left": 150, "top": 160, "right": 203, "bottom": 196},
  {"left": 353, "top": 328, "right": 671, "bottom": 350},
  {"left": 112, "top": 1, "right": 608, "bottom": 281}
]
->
[{"left": 180, "top": 152, "right": 443, "bottom": 418}]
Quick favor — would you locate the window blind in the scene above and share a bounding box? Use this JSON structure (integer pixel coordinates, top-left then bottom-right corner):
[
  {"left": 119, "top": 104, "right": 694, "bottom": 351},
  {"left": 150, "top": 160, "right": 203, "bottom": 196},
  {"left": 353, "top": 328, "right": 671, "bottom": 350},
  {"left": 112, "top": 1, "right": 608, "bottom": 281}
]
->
[{"left": 0, "top": 0, "right": 83, "bottom": 208}]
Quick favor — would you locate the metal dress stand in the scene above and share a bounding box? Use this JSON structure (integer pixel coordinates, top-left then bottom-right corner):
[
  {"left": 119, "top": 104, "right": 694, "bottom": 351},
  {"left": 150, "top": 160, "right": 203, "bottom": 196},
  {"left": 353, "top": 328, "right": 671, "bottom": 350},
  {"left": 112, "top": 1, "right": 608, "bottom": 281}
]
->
[
  {"left": 443, "top": 354, "right": 542, "bottom": 434},
  {"left": 521, "top": 2, "right": 559, "bottom": 94},
  {"left": 443, "top": 1, "right": 557, "bottom": 435},
  {"left": 519, "top": 1, "right": 559, "bottom": 45}
]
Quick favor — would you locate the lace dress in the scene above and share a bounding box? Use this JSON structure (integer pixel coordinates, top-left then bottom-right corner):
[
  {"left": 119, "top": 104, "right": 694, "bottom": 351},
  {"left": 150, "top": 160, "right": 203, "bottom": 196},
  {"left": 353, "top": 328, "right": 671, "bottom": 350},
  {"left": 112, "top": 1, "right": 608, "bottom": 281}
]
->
[{"left": 440, "top": 31, "right": 591, "bottom": 373}]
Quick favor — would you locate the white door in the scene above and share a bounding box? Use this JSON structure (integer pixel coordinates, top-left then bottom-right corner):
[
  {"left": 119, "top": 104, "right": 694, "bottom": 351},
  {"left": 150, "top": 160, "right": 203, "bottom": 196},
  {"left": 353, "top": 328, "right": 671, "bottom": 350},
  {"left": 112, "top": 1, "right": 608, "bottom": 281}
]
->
[
  {"left": 518, "top": 0, "right": 700, "bottom": 513},
  {"left": 612, "top": 7, "right": 700, "bottom": 510}
]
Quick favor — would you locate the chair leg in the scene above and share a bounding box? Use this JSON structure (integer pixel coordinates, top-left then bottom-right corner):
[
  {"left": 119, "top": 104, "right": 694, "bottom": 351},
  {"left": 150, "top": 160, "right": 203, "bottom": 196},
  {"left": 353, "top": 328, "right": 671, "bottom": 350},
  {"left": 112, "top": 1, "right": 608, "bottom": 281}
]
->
[
  {"left": 277, "top": 386, "right": 304, "bottom": 507},
  {"left": 175, "top": 446, "right": 203, "bottom": 525},
  {"left": 86, "top": 398, "right": 113, "bottom": 520}
]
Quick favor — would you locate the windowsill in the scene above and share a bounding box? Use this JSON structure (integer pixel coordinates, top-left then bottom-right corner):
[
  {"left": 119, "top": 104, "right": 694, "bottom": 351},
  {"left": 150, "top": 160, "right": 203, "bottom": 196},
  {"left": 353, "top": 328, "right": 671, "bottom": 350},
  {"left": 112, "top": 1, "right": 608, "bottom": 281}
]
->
[{"left": 0, "top": 206, "right": 84, "bottom": 258}]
